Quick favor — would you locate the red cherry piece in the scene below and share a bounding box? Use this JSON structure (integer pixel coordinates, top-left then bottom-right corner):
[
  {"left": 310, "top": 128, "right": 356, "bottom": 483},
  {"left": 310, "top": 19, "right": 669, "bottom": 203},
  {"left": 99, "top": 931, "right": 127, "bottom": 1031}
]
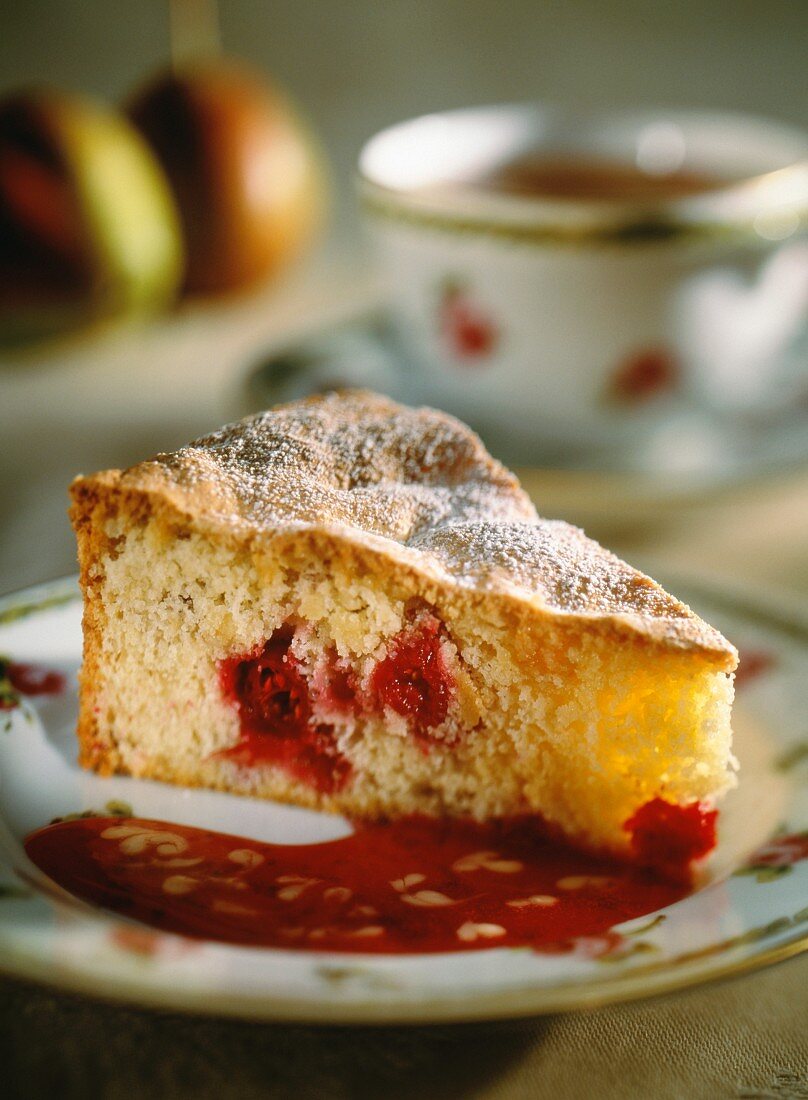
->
[
  {"left": 625, "top": 798, "right": 717, "bottom": 881},
  {"left": 370, "top": 619, "right": 454, "bottom": 746},
  {"left": 315, "top": 650, "right": 359, "bottom": 717},
  {"left": 232, "top": 628, "right": 311, "bottom": 732},
  {"left": 218, "top": 628, "right": 352, "bottom": 794}
]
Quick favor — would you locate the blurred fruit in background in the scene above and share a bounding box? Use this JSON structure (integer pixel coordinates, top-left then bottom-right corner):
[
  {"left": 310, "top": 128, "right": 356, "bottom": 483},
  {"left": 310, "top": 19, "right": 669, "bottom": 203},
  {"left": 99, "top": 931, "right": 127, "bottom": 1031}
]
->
[
  {"left": 128, "top": 60, "right": 327, "bottom": 296},
  {"left": 0, "top": 90, "right": 184, "bottom": 346}
]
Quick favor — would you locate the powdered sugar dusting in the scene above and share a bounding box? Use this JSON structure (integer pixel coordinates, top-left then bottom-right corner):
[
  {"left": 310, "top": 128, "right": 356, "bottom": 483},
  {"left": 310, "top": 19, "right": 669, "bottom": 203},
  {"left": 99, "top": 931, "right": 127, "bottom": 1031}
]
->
[
  {"left": 117, "top": 391, "right": 736, "bottom": 660},
  {"left": 128, "top": 391, "right": 536, "bottom": 542}
]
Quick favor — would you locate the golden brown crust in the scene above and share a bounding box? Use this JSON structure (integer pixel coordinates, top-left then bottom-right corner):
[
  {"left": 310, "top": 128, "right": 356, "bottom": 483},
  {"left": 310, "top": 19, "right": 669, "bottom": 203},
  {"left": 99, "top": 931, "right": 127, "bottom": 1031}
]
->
[
  {"left": 70, "top": 390, "right": 737, "bottom": 669},
  {"left": 70, "top": 477, "right": 122, "bottom": 774}
]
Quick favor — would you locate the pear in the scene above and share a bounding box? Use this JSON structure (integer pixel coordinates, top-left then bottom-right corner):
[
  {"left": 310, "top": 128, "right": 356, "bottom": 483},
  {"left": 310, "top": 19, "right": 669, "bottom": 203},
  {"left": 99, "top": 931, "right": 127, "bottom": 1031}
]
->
[
  {"left": 0, "top": 90, "right": 184, "bottom": 345},
  {"left": 127, "top": 61, "right": 327, "bottom": 295}
]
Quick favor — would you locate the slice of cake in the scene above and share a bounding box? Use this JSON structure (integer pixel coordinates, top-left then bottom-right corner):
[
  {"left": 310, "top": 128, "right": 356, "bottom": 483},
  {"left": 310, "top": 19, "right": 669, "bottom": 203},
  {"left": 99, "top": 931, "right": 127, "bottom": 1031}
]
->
[{"left": 70, "top": 391, "right": 737, "bottom": 865}]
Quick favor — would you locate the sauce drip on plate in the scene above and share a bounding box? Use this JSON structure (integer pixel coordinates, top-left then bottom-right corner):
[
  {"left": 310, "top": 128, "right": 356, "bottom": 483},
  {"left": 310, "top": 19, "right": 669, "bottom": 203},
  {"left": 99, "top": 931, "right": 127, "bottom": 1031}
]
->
[{"left": 25, "top": 814, "right": 693, "bottom": 954}]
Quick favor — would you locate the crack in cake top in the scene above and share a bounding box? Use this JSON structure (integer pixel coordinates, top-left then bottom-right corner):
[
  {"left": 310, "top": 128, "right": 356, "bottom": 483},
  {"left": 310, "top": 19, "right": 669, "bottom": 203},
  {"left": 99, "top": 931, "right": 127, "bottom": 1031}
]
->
[{"left": 106, "top": 390, "right": 736, "bottom": 662}]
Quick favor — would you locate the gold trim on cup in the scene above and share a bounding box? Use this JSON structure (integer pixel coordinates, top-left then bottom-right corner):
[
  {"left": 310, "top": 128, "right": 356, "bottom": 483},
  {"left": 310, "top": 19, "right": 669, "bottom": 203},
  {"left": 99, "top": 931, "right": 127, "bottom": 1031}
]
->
[{"left": 360, "top": 176, "right": 808, "bottom": 249}]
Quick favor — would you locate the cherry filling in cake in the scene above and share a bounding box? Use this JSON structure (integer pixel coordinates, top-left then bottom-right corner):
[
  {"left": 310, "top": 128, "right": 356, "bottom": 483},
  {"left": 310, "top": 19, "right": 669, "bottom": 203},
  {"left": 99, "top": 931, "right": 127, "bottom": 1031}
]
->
[
  {"left": 369, "top": 617, "right": 454, "bottom": 747},
  {"left": 217, "top": 615, "right": 460, "bottom": 793},
  {"left": 217, "top": 628, "right": 353, "bottom": 794},
  {"left": 313, "top": 651, "right": 358, "bottom": 716}
]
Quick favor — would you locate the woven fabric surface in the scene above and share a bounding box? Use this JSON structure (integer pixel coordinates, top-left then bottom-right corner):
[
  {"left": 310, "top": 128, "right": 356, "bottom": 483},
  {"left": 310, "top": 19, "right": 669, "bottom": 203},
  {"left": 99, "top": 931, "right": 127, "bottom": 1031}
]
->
[{"left": 2, "top": 954, "right": 806, "bottom": 1100}]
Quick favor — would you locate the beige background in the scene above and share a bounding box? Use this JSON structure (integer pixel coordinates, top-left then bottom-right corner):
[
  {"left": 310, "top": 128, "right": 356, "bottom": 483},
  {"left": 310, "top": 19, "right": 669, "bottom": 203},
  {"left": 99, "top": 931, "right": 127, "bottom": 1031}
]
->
[{"left": 4, "top": 0, "right": 808, "bottom": 239}]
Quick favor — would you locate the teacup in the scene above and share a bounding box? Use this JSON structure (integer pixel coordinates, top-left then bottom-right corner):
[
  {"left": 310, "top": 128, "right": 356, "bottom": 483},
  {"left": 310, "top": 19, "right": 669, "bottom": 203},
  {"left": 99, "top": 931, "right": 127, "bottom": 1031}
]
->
[{"left": 358, "top": 105, "right": 808, "bottom": 462}]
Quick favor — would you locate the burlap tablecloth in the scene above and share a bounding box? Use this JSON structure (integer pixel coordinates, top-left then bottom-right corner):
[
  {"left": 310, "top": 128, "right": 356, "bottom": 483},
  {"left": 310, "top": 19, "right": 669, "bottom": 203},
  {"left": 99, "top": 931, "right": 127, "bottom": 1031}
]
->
[{"left": 2, "top": 955, "right": 806, "bottom": 1100}]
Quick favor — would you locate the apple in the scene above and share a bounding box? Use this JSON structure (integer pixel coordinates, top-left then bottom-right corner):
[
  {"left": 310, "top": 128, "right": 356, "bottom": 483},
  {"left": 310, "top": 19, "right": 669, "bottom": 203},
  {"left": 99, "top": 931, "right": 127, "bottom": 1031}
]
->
[
  {"left": 127, "top": 60, "right": 327, "bottom": 295},
  {"left": 0, "top": 90, "right": 184, "bottom": 345}
]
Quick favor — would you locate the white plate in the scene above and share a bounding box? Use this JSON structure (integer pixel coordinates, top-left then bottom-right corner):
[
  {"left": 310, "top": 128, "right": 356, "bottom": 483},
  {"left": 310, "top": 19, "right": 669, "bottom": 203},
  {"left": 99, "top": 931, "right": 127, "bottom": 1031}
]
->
[{"left": 0, "top": 577, "right": 805, "bottom": 1023}]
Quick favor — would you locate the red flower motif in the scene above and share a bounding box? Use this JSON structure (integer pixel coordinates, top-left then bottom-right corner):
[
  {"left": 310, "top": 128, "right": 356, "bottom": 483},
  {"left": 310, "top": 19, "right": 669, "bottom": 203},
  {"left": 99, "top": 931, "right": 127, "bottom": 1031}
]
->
[
  {"left": 109, "top": 925, "right": 164, "bottom": 957},
  {"left": 0, "top": 657, "right": 65, "bottom": 709},
  {"left": 748, "top": 833, "right": 808, "bottom": 868},
  {"left": 109, "top": 923, "right": 197, "bottom": 958},
  {"left": 734, "top": 649, "right": 776, "bottom": 690},
  {"left": 439, "top": 281, "right": 497, "bottom": 361},
  {"left": 606, "top": 347, "right": 679, "bottom": 403},
  {"left": 7, "top": 662, "right": 65, "bottom": 697}
]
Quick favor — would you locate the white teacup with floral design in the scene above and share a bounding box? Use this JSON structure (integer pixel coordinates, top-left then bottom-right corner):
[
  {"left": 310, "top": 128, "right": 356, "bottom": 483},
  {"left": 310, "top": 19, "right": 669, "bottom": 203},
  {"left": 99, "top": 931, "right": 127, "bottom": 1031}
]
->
[{"left": 359, "top": 105, "right": 808, "bottom": 461}]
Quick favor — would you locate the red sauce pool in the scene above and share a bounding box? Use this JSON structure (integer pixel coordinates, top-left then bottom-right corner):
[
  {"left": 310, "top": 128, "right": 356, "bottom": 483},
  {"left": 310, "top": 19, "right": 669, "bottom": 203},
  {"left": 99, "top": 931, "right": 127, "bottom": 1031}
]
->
[{"left": 24, "top": 813, "right": 694, "bottom": 954}]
